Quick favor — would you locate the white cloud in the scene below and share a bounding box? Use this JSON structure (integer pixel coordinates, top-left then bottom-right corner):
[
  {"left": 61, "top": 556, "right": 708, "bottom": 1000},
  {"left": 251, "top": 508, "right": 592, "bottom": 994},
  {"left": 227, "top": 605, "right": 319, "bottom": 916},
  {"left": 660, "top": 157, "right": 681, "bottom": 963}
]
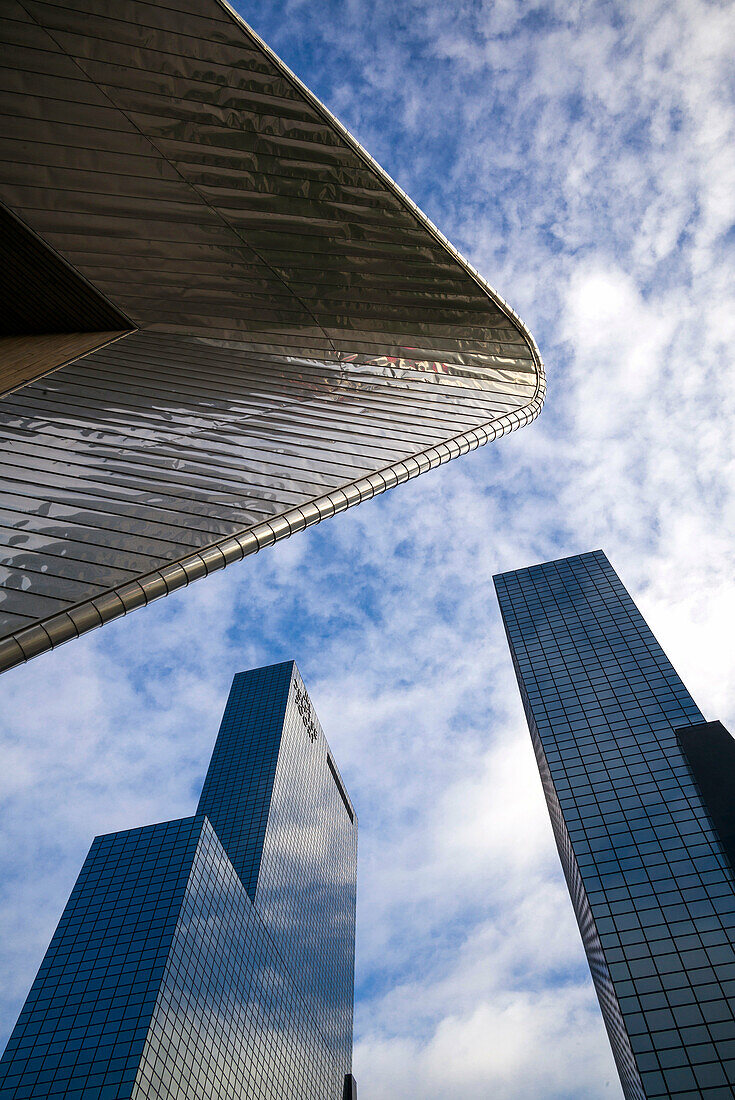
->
[
  {"left": 356, "top": 987, "right": 619, "bottom": 1100},
  {"left": 1, "top": 0, "right": 734, "bottom": 1097}
]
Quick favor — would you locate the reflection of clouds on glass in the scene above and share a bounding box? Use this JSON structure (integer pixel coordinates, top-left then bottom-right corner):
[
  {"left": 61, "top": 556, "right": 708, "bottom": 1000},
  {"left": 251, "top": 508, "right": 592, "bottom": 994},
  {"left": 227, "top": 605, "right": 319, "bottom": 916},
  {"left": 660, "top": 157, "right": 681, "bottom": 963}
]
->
[
  {"left": 252, "top": 667, "right": 357, "bottom": 1074},
  {"left": 140, "top": 817, "right": 345, "bottom": 1100},
  {"left": 0, "top": 662, "right": 356, "bottom": 1098},
  {"left": 184, "top": 661, "right": 357, "bottom": 1088}
]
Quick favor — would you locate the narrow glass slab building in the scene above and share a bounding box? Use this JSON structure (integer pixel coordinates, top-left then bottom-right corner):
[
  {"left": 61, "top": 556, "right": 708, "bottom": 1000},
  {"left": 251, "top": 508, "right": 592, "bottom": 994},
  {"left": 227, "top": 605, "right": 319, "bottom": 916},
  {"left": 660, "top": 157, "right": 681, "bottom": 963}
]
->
[
  {"left": 0, "top": 0, "right": 544, "bottom": 673},
  {"left": 494, "top": 550, "right": 735, "bottom": 1100},
  {"left": 0, "top": 661, "right": 358, "bottom": 1099}
]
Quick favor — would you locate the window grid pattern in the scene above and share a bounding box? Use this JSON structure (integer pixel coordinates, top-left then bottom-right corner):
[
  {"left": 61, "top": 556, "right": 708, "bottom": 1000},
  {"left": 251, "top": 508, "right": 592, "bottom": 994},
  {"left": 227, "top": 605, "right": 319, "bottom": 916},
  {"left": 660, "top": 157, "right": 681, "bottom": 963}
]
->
[
  {"left": 197, "top": 661, "right": 293, "bottom": 900},
  {"left": 133, "top": 817, "right": 342, "bottom": 1100},
  {"left": 255, "top": 667, "right": 357, "bottom": 1075},
  {"left": 1, "top": 662, "right": 356, "bottom": 1098},
  {"left": 495, "top": 550, "right": 735, "bottom": 1100},
  {"left": 0, "top": 817, "right": 202, "bottom": 1100},
  {"left": 200, "top": 660, "right": 357, "bottom": 1078}
]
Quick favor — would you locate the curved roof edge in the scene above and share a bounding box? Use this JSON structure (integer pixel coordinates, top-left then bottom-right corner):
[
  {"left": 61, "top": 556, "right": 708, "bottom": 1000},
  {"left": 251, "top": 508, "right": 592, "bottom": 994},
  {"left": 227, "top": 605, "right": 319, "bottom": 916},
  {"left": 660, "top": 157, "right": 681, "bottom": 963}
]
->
[
  {"left": 0, "top": 390, "right": 543, "bottom": 674},
  {"left": 0, "top": 0, "right": 545, "bottom": 674},
  {"left": 217, "top": 0, "right": 545, "bottom": 399}
]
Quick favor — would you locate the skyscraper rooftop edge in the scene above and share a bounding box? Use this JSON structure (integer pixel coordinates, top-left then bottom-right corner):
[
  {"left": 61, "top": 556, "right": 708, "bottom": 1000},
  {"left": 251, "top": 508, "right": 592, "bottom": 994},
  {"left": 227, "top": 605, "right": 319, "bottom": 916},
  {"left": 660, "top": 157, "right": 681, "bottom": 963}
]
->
[
  {"left": 0, "top": 0, "right": 545, "bottom": 673},
  {"left": 493, "top": 548, "right": 608, "bottom": 583},
  {"left": 495, "top": 551, "right": 735, "bottom": 1099}
]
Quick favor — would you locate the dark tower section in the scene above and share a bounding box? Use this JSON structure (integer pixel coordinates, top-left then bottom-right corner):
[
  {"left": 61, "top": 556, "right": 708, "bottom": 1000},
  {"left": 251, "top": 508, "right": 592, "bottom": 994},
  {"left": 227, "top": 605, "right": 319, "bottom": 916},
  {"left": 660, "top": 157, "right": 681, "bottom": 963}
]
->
[
  {"left": 495, "top": 550, "right": 735, "bottom": 1100},
  {"left": 677, "top": 721, "right": 735, "bottom": 875}
]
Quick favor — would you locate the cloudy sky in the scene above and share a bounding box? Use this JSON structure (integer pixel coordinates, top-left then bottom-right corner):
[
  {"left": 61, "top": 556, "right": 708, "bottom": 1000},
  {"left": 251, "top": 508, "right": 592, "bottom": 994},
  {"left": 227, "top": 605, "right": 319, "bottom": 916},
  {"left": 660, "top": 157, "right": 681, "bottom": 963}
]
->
[{"left": 1, "top": 0, "right": 734, "bottom": 1096}]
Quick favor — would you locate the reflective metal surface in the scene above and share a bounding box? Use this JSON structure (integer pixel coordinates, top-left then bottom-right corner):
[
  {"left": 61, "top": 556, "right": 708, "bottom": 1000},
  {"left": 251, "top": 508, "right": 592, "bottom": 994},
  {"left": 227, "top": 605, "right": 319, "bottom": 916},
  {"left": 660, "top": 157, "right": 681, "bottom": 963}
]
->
[{"left": 0, "top": 0, "right": 545, "bottom": 670}]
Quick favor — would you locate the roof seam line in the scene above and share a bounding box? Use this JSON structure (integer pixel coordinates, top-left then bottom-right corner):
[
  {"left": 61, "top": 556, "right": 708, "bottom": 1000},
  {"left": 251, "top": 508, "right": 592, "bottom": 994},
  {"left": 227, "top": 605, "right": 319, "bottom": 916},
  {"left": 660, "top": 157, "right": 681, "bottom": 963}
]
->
[{"left": 13, "top": 0, "right": 339, "bottom": 358}]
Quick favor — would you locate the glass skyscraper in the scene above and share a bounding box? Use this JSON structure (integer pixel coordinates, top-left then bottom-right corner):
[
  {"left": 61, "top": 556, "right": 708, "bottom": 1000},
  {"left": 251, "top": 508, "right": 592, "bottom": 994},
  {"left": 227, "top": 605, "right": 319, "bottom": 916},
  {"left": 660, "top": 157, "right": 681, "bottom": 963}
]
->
[
  {"left": 0, "top": 0, "right": 544, "bottom": 675},
  {"left": 495, "top": 550, "right": 735, "bottom": 1100},
  {"left": 0, "top": 660, "right": 358, "bottom": 1099}
]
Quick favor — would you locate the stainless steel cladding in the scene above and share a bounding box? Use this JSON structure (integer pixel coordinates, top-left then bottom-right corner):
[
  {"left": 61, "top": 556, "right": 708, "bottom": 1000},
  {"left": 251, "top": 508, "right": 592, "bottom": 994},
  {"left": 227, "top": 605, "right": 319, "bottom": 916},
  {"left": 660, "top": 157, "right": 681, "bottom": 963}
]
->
[{"left": 0, "top": 0, "right": 545, "bottom": 671}]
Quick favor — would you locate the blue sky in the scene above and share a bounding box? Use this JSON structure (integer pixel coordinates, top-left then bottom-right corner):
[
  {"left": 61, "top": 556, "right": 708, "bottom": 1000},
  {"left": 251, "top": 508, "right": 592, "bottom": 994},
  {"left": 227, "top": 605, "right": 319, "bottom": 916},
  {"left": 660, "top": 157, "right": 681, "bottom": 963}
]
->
[{"left": 1, "top": 0, "right": 734, "bottom": 1096}]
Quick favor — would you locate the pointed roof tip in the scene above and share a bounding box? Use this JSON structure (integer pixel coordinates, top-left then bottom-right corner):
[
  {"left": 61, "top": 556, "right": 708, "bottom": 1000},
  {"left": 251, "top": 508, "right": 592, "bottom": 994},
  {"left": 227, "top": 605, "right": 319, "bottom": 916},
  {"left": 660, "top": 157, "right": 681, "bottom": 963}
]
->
[
  {"left": 232, "top": 659, "right": 297, "bottom": 679},
  {"left": 492, "top": 548, "right": 609, "bottom": 583}
]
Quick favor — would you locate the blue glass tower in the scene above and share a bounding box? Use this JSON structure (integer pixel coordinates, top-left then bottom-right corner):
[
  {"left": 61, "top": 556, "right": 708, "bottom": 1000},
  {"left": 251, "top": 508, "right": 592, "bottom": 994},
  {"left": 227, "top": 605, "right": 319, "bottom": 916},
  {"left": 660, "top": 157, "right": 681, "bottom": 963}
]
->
[
  {"left": 0, "top": 661, "right": 358, "bottom": 1100},
  {"left": 495, "top": 551, "right": 735, "bottom": 1100}
]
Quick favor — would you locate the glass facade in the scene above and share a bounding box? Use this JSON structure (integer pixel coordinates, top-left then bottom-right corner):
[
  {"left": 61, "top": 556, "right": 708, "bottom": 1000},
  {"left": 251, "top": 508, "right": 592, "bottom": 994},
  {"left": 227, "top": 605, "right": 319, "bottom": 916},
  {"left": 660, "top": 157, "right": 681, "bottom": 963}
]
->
[
  {"left": 494, "top": 550, "right": 735, "bottom": 1100},
  {"left": 0, "top": 0, "right": 544, "bottom": 674},
  {"left": 0, "top": 661, "right": 357, "bottom": 1099}
]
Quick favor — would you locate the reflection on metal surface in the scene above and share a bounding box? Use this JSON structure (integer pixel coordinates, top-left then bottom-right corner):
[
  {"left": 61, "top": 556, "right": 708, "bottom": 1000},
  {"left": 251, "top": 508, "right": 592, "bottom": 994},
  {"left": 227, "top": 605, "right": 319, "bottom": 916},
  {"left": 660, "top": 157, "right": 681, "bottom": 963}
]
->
[{"left": 0, "top": 0, "right": 545, "bottom": 671}]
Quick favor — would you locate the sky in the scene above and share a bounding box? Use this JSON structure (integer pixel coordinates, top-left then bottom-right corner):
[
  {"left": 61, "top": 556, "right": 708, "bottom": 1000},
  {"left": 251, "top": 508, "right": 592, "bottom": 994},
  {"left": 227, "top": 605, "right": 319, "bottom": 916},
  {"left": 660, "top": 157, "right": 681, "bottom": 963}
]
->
[{"left": 1, "top": 0, "right": 734, "bottom": 1096}]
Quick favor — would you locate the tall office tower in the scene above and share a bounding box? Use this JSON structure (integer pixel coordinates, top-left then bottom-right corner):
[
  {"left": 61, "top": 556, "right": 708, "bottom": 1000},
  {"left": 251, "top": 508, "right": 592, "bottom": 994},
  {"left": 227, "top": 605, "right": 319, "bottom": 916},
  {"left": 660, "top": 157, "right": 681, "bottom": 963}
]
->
[
  {"left": 494, "top": 551, "right": 735, "bottom": 1100},
  {"left": 0, "top": 661, "right": 358, "bottom": 1099},
  {"left": 0, "top": 0, "right": 544, "bottom": 674}
]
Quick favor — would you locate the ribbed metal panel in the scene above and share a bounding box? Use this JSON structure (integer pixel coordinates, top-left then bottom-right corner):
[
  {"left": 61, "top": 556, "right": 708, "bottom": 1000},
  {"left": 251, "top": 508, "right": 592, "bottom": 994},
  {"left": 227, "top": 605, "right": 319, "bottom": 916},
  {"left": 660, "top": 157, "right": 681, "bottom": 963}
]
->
[{"left": 0, "top": 0, "right": 545, "bottom": 670}]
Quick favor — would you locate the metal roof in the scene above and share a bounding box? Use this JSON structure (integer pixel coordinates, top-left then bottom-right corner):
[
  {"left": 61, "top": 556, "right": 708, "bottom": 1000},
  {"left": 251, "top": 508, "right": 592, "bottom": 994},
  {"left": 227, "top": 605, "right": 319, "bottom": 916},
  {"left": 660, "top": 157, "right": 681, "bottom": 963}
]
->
[{"left": 0, "top": 0, "right": 544, "bottom": 671}]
